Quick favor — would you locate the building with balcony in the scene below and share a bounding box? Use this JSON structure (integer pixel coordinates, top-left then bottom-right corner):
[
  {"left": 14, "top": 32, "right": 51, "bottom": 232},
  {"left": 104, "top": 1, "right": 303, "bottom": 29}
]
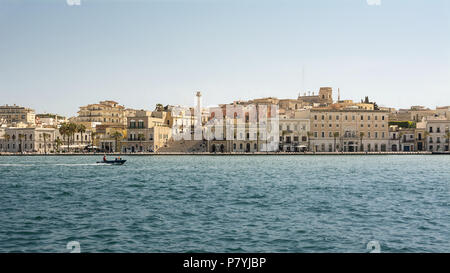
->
[
  {"left": 418, "top": 116, "right": 450, "bottom": 152},
  {"left": 0, "top": 104, "right": 36, "bottom": 126},
  {"left": 74, "top": 100, "right": 127, "bottom": 127},
  {"left": 121, "top": 110, "right": 171, "bottom": 152},
  {"left": 309, "top": 109, "right": 389, "bottom": 152}
]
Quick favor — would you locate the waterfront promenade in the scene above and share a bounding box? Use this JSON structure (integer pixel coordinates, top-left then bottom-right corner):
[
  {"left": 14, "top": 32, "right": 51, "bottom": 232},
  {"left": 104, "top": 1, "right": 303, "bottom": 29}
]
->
[{"left": 0, "top": 151, "right": 441, "bottom": 156}]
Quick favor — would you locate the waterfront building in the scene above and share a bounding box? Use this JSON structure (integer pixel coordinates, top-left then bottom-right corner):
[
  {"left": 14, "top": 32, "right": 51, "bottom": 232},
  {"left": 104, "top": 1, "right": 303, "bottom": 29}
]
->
[
  {"left": 309, "top": 108, "right": 389, "bottom": 152},
  {"left": 121, "top": 110, "right": 171, "bottom": 152},
  {"left": 0, "top": 127, "right": 57, "bottom": 153},
  {"left": 388, "top": 125, "right": 416, "bottom": 152},
  {"left": 74, "top": 100, "right": 127, "bottom": 127},
  {"left": 418, "top": 116, "right": 450, "bottom": 152},
  {"left": 0, "top": 104, "right": 35, "bottom": 126},
  {"left": 205, "top": 105, "right": 274, "bottom": 153},
  {"left": 278, "top": 113, "right": 310, "bottom": 152}
]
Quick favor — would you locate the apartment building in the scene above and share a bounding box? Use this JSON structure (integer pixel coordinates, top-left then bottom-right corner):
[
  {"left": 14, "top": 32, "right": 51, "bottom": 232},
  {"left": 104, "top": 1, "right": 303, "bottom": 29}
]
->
[
  {"left": 0, "top": 104, "right": 36, "bottom": 126},
  {"left": 279, "top": 114, "right": 310, "bottom": 152},
  {"left": 121, "top": 110, "right": 171, "bottom": 152},
  {"left": 388, "top": 126, "right": 416, "bottom": 152},
  {"left": 419, "top": 116, "right": 450, "bottom": 152},
  {"left": 74, "top": 100, "right": 127, "bottom": 127},
  {"left": 310, "top": 109, "right": 389, "bottom": 152}
]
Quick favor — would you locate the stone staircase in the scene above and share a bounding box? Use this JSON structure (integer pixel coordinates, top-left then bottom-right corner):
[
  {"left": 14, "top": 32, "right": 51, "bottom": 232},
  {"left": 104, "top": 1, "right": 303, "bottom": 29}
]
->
[{"left": 157, "top": 140, "right": 207, "bottom": 153}]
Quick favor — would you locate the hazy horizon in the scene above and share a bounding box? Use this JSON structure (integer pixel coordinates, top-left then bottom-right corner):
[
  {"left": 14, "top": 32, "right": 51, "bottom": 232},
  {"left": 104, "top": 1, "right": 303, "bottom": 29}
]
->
[{"left": 1, "top": 0, "right": 449, "bottom": 117}]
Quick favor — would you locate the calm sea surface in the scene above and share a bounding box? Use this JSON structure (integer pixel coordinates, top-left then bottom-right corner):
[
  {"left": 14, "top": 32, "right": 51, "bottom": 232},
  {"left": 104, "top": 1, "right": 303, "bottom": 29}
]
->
[{"left": 0, "top": 155, "right": 449, "bottom": 253}]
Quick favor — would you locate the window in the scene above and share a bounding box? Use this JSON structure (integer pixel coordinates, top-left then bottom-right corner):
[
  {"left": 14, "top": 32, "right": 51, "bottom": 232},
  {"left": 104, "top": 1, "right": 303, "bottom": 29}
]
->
[
  {"left": 429, "top": 127, "right": 433, "bottom": 133},
  {"left": 321, "top": 132, "right": 325, "bottom": 138}
]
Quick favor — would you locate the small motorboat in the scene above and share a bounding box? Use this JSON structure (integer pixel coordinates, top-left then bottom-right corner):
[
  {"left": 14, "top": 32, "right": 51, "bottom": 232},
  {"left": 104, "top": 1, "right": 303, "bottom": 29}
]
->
[{"left": 96, "top": 159, "right": 127, "bottom": 165}]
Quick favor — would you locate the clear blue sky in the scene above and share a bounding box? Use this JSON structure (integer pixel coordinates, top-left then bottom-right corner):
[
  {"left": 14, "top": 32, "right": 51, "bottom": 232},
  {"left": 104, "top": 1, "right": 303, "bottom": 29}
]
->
[{"left": 0, "top": 0, "right": 449, "bottom": 117}]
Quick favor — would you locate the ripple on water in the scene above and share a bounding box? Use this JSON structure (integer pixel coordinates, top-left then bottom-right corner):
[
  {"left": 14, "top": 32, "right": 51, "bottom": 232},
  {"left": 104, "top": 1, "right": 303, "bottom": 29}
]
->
[{"left": 0, "top": 155, "right": 449, "bottom": 252}]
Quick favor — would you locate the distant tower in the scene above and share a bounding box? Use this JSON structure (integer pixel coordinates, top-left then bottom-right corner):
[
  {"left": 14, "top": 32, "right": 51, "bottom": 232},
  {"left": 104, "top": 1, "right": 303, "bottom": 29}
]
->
[
  {"left": 194, "top": 91, "right": 202, "bottom": 140},
  {"left": 338, "top": 88, "right": 341, "bottom": 102},
  {"left": 196, "top": 91, "right": 202, "bottom": 109},
  {"left": 318, "top": 87, "right": 333, "bottom": 104}
]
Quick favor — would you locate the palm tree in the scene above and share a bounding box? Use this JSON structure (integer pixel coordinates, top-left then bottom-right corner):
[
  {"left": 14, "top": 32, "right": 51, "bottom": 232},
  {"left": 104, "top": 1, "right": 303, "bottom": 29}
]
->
[
  {"left": 359, "top": 132, "right": 365, "bottom": 152},
  {"left": 307, "top": 131, "right": 313, "bottom": 152},
  {"left": 59, "top": 123, "right": 70, "bottom": 151},
  {"left": 42, "top": 133, "right": 50, "bottom": 154},
  {"left": 445, "top": 130, "right": 450, "bottom": 152},
  {"left": 54, "top": 138, "right": 63, "bottom": 152},
  {"left": 18, "top": 134, "right": 24, "bottom": 154},
  {"left": 111, "top": 131, "right": 123, "bottom": 153},
  {"left": 90, "top": 131, "right": 97, "bottom": 147},
  {"left": 68, "top": 123, "right": 77, "bottom": 146},
  {"left": 333, "top": 132, "right": 339, "bottom": 152},
  {"left": 138, "top": 133, "right": 145, "bottom": 152},
  {"left": 398, "top": 131, "right": 404, "bottom": 152},
  {"left": 77, "top": 124, "right": 86, "bottom": 146}
]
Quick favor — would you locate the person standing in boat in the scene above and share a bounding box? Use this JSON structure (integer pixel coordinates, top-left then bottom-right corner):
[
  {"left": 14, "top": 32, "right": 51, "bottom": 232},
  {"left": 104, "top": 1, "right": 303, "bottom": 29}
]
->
[{"left": 103, "top": 154, "right": 107, "bottom": 162}]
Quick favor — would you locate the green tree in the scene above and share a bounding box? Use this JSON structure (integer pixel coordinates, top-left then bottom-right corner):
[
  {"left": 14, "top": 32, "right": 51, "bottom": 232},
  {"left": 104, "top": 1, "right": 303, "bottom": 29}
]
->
[
  {"left": 111, "top": 131, "right": 123, "bottom": 153},
  {"left": 359, "top": 132, "right": 365, "bottom": 152},
  {"left": 68, "top": 123, "right": 77, "bottom": 146},
  {"left": 333, "top": 132, "right": 339, "bottom": 152},
  {"left": 59, "top": 123, "right": 70, "bottom": 151},
  {"left": 138, "top": 133, "right": 145, "bottom": 152},
  {"left": 77, "top": 124, "right": 86, "bottom": 146},
  {"left": 90, "top": 131, "right": 97, "bottom": 147},
  {"left": 398, "top": 131, "right": 404, "bottom": 152},
  {"left": 54, "top": 138, "right": 63, "bottom": 152},
  {"left": 307, "top": 131, "right": 313, "bottom": 152}
]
